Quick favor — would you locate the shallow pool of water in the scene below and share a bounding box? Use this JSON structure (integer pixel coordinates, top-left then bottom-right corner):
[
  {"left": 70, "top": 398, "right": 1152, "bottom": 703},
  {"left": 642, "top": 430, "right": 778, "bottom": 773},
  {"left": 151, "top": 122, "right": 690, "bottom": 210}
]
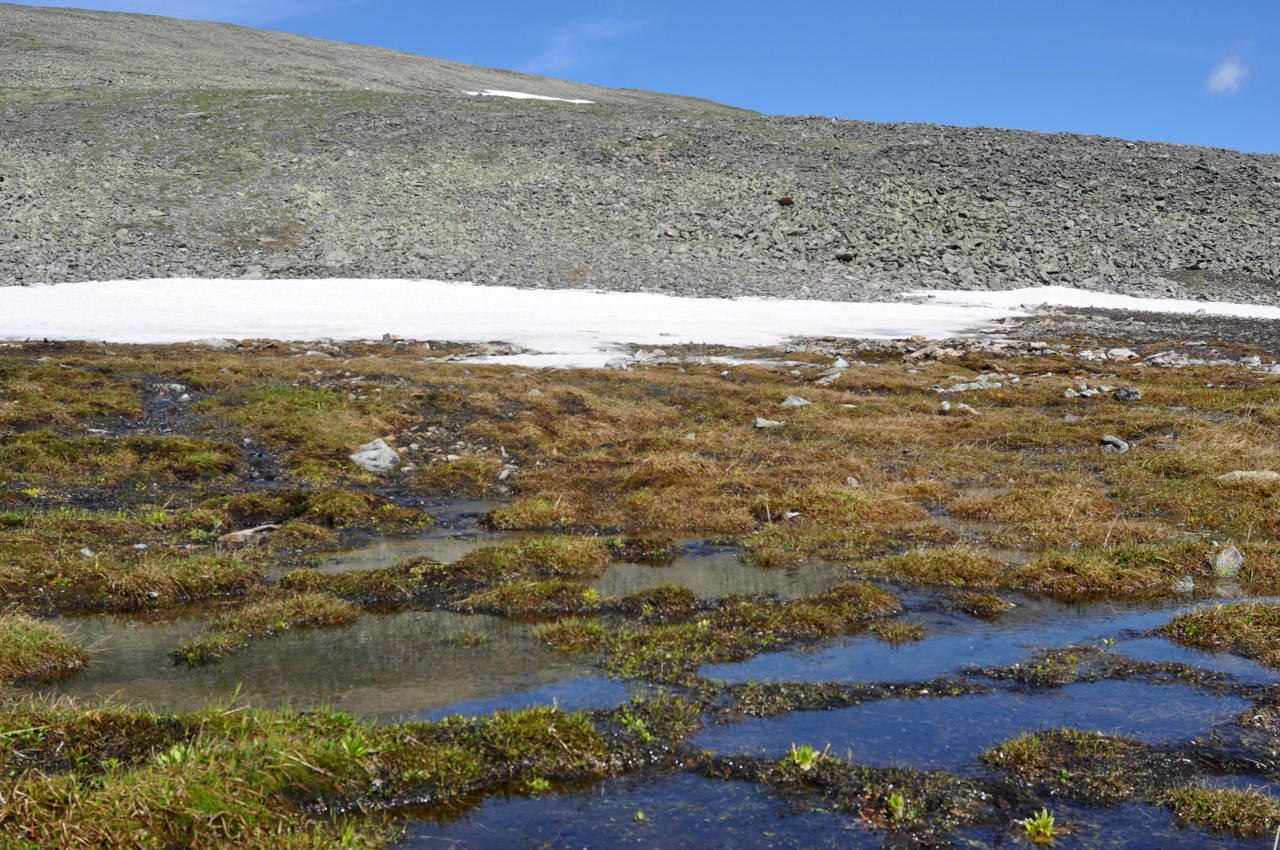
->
[
  {"left": 402, "top": 772, "right": 883, "bottom": 849},
  {"left": 703, "top": 594, "right": 1247, "bottom": 685},
  {"left": 593, "top": 548, "right": 840, "bottom": 601},
  {"left": 315, "top": 530, "right": 518, "bottom": 575},
  {"left": 692, "top": 679, "right": 1250, "bottom": 773},
  {"left": 41, "top": 609, "right": 624, "bottom": 721}
]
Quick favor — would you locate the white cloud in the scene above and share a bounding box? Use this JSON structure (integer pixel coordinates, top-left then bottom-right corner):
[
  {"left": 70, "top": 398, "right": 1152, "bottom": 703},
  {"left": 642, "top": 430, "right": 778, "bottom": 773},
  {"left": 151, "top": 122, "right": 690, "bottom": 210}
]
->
[
  {"left": 1207, "top": 57, "right": 1249, "bottom": 95},
  {"left": 521, "top": 17, "right": 645, "bottom": 75}
]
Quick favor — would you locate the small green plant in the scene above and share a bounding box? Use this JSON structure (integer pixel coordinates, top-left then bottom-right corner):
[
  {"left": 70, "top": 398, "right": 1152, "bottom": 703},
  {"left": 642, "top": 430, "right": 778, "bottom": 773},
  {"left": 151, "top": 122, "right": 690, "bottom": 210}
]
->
[
  {"left": 1021, "top": 808, "right": 1061, "bottom": 844},
  {"left": 524, "top": 776, "right": 551, "bottom": 794},
  {"left": 633, "top": 810, "right": 647, "bottom": 823},
  {"left": 786, "top": 742, "right": 828, "bottom": 771},
  {"left": 339, "top": 730, "right": 372, "bottom": 760},
  {"left": 618, "top": 710, "right": 654, "bottom": 743},
  {"left": 153, "top": 741, "right": 197, "bottom": 768},
  {"left": 887, "top": 791, "right": 907, "bottom": 820}
]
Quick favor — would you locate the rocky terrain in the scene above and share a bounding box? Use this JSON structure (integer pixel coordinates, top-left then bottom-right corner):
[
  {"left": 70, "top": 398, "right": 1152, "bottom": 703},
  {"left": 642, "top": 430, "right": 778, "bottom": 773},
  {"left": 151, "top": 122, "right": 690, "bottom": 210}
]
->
[{"left": 2, "top": 3, "right": 1279, "bottom": 303}]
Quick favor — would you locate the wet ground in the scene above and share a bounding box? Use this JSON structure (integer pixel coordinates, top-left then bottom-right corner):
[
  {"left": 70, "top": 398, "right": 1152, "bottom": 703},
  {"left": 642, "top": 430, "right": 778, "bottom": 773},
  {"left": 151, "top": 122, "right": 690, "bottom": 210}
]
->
[
  {"left": 7, "top": 338, "right": 1280, "bottom": 848},
  {"left": 31, "top": 535, "right": 1280, "bottom": 847}
]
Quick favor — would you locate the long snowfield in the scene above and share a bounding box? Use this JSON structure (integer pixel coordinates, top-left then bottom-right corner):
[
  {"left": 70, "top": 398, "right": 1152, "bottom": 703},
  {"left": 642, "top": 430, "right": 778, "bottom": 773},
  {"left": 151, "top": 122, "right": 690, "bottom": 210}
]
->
[{"left": 1, "top": 279, "right": 1278, "bottom": 367}]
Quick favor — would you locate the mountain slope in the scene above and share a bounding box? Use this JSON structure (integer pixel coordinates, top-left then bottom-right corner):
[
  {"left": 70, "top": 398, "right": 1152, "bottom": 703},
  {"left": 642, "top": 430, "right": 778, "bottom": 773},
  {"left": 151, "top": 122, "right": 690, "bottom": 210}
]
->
[{"left": 2, "top": 3, "right": 1278, "bottom": 303}]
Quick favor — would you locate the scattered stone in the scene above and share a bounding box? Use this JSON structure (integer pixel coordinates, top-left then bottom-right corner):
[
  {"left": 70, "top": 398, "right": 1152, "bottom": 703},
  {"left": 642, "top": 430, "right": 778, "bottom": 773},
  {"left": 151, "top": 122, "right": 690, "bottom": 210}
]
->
[
  {"left": 780, "top": 395, "right": 811, "bottom": 407},
  {"left": 1172, "top": 576, "right": 1196, "bottom": 594},
  {"left": 79, "top": 548, "right": 95, "bottom": 558},
  {"left": 1108, "top": 347, "right": 1139, "bottom": 361},
  {"left": 1213, "top": 545, "right": 1244, "bottom": 578},
  {"left": 753, "top": 418, "right": 786, "bottom": 429},
  {"left": 1113, "top": 386, "right": 1142, "bottom": 401},
  {"left": 1100, "top": 435, "right": 1130, "bottom": 454},
  {"left": 939, "top": 401, "right": 980, "bottom": 416},
  {"left": 155, "top": 383, "right": 187, "bottom": 394},
  {"left": 349, "top": 438, "right": 401, "bottom": 473}
]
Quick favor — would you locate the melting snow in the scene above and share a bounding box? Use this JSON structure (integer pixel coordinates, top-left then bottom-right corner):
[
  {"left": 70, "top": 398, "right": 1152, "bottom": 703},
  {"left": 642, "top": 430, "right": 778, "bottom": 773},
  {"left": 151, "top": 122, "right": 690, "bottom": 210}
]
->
[
  {"left": 0, "top": 278, "right": 1275, "bottom": 368},
  {"left": 463, "top": 89, "right": 594, "bottom": 104}
]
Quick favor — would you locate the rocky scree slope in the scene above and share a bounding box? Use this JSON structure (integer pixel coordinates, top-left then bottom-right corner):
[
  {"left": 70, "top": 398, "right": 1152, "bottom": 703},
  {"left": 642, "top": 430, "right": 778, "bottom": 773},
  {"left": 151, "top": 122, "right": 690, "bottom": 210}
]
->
[{"left": 1, "top": 3, "right": 1279, "bottom": 303}]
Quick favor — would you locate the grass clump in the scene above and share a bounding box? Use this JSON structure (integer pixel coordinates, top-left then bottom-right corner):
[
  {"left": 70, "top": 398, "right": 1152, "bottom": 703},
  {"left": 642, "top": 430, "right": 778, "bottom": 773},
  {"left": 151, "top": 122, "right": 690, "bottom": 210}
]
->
[
  {"left": 0, "top": 697, "right": 622, "bottom": 850},
  {"left": 459, "top": 581, "right": 607, "bottom": 618},
  {"left": 453, "top": 535, "right": 610, "bottom": 581},
  {"left": 0, "top": 431, "right": 239, "bottom": 486},
  {"left": 858, "top": 547, "right": 1007, "bottom": 588},
  {"left": 534, "top": 617, "right": 605, "bottom": 653},
  {"left": 0, "top": 364, "right": 142, "bottom": 430},
  {"left": 952, "top": 591, "right": 1016, "bottom": 619},
  {"left": 173, "top": 590, "right": 360, "bottom": 664},
  {"left": 1160, "top": 602, "right": 1280, "bottom": 667},
  {"left": 869, "top": 620, "right": 927, "bottom": 644},
  {"left": 600, "top": 583, "right": 900, "bottom": 682},
  {"left": 701, "top": 752, "right": 990, "bottom": 840},
  {"left": 1162, "top": 785, "right": 1280, "bottom": 836},
  {"left": 618, "top": 584, "right": 698, "bottom": 619},
  {"left": 982, "top": 728, "right": 1166, "bottom": 804},
  {"left": 279, "top": 560, "right": 452, "bottom": 606},
  {"left": 0, "top": 611, "right": 86, "bottom": 681}
]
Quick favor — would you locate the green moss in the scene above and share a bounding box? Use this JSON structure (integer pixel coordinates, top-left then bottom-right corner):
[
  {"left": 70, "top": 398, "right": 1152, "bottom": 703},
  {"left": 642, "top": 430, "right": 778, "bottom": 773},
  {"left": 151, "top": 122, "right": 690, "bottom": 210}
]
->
[{"left": 859, "top": 547, "right": 1007, "bottom": 588}]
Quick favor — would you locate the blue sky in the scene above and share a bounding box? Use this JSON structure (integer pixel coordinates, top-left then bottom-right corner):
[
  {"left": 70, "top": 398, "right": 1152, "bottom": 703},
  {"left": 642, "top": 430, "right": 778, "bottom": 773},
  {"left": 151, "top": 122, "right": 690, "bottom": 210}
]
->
[{"left": 16, "top": 0, "right": 1279, "bottom": 153}]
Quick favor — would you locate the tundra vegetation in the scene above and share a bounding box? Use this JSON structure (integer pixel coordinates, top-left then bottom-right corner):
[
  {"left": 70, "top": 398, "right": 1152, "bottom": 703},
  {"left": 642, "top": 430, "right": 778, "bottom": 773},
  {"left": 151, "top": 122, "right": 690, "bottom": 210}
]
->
[{"left": 0, "top": 335, "right": 1278, "bottom": 846}]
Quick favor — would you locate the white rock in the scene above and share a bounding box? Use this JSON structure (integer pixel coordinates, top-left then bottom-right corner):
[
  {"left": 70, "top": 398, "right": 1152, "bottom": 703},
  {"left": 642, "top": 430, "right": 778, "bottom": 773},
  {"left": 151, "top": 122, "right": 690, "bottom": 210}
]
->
[
  {"left": 781, "top": 395, "right": 812, "bottom": 407},
  {"left": 1216, "top": 470, "right": 1280, "bottom": 484},
  {"left": 1108, "top": 348, "right": 1139, "bottom": 361},
  {"left": 349, "top": 438, "right": 401, "bottom": 474},
  {"left": 191, "top": 338, "right": 236, "bottom": 350},
  {"left": 754, "top": 418, "right": 786, "bottom": 429}
]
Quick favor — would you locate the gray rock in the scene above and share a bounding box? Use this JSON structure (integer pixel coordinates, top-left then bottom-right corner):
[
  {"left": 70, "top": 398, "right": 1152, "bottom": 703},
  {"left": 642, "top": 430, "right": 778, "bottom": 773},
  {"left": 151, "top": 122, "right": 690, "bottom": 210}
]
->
[
  {"left": 190, "top": 337, "right": 236, "bottom": 350},
  {"left": 1112, "top": 386, "right": 1142, "bottom": 401},
  {"left": 349, "top": 438, "right": 400, "bottom": 473},
  {"left": 1213, "top": 545, "right": 1244, "bottom": 578},
  {"left": 1100, "top": 434, "right": 1130, "bottom": 454},
  {"left": 754, "top": 417, "right": 786, "bottom": 429},
  {"left": 1216, "top": 470, "right": 1280, "bottom": 484},
  {"left": 1172, "top": 576, "right": 1196, "bottom": 594},
  {"left": 780, "top": 395, "right": 811, "bottom": 407}
]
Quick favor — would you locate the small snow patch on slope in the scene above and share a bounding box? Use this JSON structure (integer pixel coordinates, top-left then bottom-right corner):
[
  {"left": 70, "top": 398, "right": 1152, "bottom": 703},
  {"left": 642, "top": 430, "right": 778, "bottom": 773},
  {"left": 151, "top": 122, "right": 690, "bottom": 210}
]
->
[{"left": 464, "top": 89, "right": 594, "bottom": 104}]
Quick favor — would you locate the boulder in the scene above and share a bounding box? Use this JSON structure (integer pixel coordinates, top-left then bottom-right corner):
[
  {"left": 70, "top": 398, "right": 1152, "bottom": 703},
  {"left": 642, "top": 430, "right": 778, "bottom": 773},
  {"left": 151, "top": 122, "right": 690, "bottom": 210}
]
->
[
  {"left": 1213, "top": 545, "right": 1244, "bottom": 578},
  {"left": 350, "top": 438, "right": 400, "bottom": 474}
]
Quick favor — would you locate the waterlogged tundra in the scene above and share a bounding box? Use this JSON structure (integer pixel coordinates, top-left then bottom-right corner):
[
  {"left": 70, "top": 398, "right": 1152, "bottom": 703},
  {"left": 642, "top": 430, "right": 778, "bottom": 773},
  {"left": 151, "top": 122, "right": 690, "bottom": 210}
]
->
[{"left": 2, "top": 335, "right": 1280, "bottom": 847}]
